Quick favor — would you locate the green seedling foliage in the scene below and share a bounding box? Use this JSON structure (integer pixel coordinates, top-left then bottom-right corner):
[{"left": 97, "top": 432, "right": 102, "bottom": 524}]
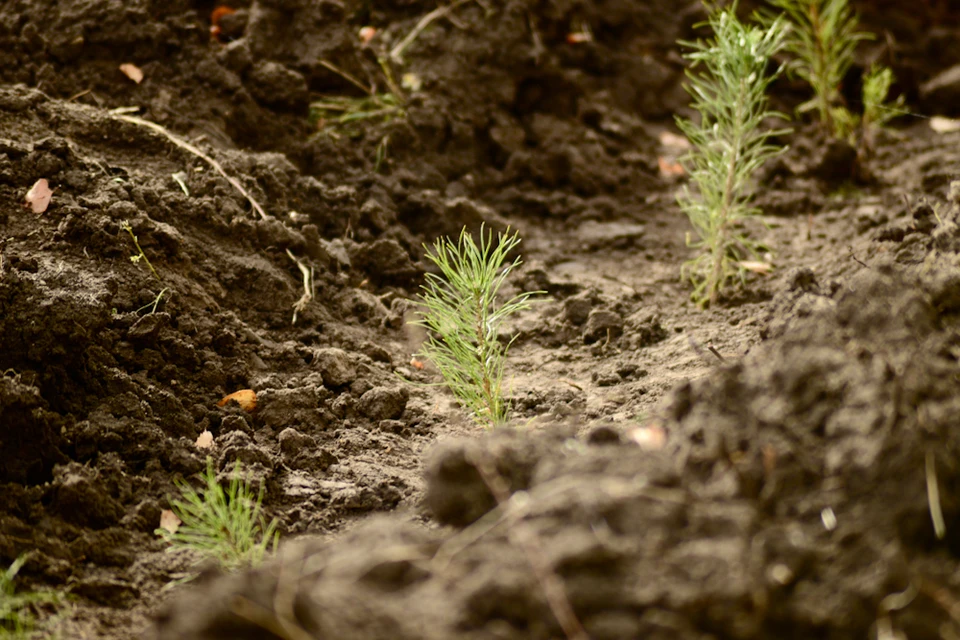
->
[
  {"left": 675, "top": 4, "right": 790, "bottom": 306},
  {"left": 120, "top": 221, "right": 162, "bottom": 282},
  {"left": 309, "top": 94, "right": 403, "bottom": 133},
  {"left": 412, "top": 225, "right": 541, "bottom": 427},
  {"left": 861, "top": 64, "right": 904, "bottom": 141},
  {"left": 0, "top": 555, "right": 60, "bottom": 639},
  {"left": 761, "top": 0, "right": 871, "bottom": 137},
  {"left": 156, "top": 459, "right": 279, "bottom": 571}
]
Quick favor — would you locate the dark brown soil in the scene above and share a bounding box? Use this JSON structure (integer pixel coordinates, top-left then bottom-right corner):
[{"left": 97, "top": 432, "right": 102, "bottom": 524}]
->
[{"left": 2, "top": 0, "right": 960, "bottom": 638}]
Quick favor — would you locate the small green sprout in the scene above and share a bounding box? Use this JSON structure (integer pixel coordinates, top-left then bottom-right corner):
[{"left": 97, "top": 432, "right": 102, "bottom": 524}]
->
[
  {"left": 120, "top": 221, "right": 162, "bottom": 282},
  {"left": 0, "top": 555, "right": 60, "bottom": 639},
  {"left": 675, "top": 4, "right": 790, "bottom": 306},
  {"left": 412, "top": 225, "right": 541, "bottom": 427},
  {"left": 860, "top": 63, "right": 904, "bottom": 148},
  {"left": 309, "top": 93, "right": 403, "bottom": 132},
  {"left": 156, "top": 460, "right": 279, "bottom": 571}
]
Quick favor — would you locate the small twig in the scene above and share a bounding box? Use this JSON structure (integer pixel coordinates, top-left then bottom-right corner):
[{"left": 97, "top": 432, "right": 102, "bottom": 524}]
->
[
  {"left": 848, "top": 246, "right": 869, "bottom": 268},
  {"left": 707, "top": 345, "right": 726, "bottom": 362},
  {"left": 112, "top": 113, "right": 269, "bottom": 220},
  {"left": 390, "top": 0, "right": 473, "bottom": 64},
  {"left": 68, "top": 88, "right": 92, "bottom": 102},
  {"left": 135, "top": 288, "right": 170, "bottom": 315},
  {"left": 286, "top": 249, "right": 314, "bottom": 325},
  {"left": 926, "top": 450, "right": 946, "bottom": 540},
  {"left": 688, "top": 336, "right": 725, "bottom": 364},
  {"left": 318, "top": 60, "right": 373, "bottom": 95}
]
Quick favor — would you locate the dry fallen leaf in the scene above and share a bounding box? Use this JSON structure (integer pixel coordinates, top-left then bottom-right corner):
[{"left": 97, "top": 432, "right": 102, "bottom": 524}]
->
[
  {"left": 24, "top": 179, "right": 52, "bottom": 213},
  {"left": 359, "top": 26, "right": 377, "bottom": 44},
  {"left": 119, "top": 63, "right": 144, "bottom": 84},
  {"left": 658, "top": 156, "right": 685, "bottom": 178},
  {"left": 739, "top": 260, "right": 774, "bottom": 275},
  {"left": 159, "top": 509, "right": 181, "bottom": 534},
  {"left": 658, "top": 131, "right": 691, "bottom": 149},
  {"left": 930, "top": 116, "right": 960, "bottom": 133},
  {"left": 195, "top": 429, "right": 214, "bottom": 449},
  {"left": 217, "top": 389, "right": 257, "bottom": 412}
]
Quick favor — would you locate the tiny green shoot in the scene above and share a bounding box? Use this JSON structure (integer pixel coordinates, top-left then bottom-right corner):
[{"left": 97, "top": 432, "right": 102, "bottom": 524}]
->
[
  {"left": 156, "top": 460, "right": 279, "bottom": 571},
  {"left": 412, "top": 225, "right": 541, "bottom": 427},
  {"left": 120, "top": 221, "right": 162, "bottom": 282},
  {"left": 675, "top": 4, "right": 790, "bottom": 306},
  {"left": 0, "top": 555, "right": 60, "bottom": 639},
  {"left": 860, "top": 63, "right": 904, "bottom": 149}
]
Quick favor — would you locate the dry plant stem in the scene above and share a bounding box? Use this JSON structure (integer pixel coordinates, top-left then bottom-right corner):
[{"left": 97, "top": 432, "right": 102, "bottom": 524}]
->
[
  {"left": 318, "top": 59, "right": 373, "bottom": 95},
  {"left": 926, "top": 450, "right": 946, "bottom": 539},
  {"left": 467, "top": 449, "right": 591, "bottom": 640},
  {"left": 112, "top": 113, "right": 269, "bottom": 220},
  {"left": 286, "top": 249, "right": 314, "bottom": 325},
  {"left": 390, "top": 0, "right": 473, "bottom": 63}
]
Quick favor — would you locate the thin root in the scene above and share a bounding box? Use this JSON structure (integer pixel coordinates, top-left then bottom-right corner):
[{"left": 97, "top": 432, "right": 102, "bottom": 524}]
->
[{"left": 112, "top": 112, "right": 269, "bottom": 220}]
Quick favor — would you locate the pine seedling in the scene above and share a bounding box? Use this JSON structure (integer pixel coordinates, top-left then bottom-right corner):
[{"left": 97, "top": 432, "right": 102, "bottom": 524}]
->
[
  {"left": 675, "top": 5, "right": 790, "bottom": 306},
  {"left": 860, "top": 63, "right": 904, "bottom": 149},
  {"left": 412, "top": 225, "right": 541, "bottom": 427},
  {"left": 156, "top": 460, "right": 279, "bottom": 570},
  {"left": 0, "top": 555, "right": 60, "bottom": 639},
  {"left": 762, "top": 0, "right": 871, "bottom": 138}
]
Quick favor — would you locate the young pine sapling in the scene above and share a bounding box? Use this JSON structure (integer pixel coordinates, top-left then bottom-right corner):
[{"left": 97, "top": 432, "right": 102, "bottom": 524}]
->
[
  {"left": 763, "top": 0, "right": 870, "bottom": 139},
  {"left": 412, "top": 225, "right": 540, "bottom": 427},
  {"left": 676, "top": 6, "right": 790, "bottom": 306},
  {"left": 156, "top": 460, "right": 279, "bottom": 571},
  {"left": 859, "top": 63, "right": 904, "bottom": 153}
]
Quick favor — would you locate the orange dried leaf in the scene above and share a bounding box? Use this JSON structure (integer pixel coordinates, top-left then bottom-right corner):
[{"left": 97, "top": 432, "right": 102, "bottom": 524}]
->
[
  {"left": 211, "top": 6, "right": 236, "bottom": 25},
  {"left": 159, "top": 509, "right": 181, "bottom": 534},
  {"left": 24, "top": 179, "right": 52, "bottom": 213},
  {"left": 359, "top": 26, "right": 377, "bottom": 44},
  {"left": 658, "top": 156, "right": 685, "bottom": 178},
  {"left": 195, "top": 429, "right": 214, "bottom": 449},
  {"left": 217, "top": 389, "right": 257, "bottom": 412},
  {"left": 119, "top": 63, "right": 144, "bottom": 84}
]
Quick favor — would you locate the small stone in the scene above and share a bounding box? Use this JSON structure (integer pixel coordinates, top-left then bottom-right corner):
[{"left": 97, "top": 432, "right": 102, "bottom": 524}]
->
[
  {"left": 564, "top": 294, "right": 593, "bottom": 326},
  {"left": 583, "top": 309, "right": 623, "bottom": 344},
  {"left": 246, "top": 61, "right": 308, "bottom": 109},
  {"left": 314, "top": 348, "right": 356, "bottom": 387},
  {"left": 278, "top": 428, "right": 314, "bottom": 460},
  {"left": 358, "top": 387, "right": 408, "bottom": 421},
  {"left": 586, "top": 424, "right": 622, "bottom": 445}
]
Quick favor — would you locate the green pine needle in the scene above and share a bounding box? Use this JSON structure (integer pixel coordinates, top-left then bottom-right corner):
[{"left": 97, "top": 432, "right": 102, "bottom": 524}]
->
[
  {"left": 675, "top": 4, "right": 790, "bottom": 306},
  {"left": 156, "top": 459, "right": 279, "bottom": 571},
  {"left": 412, "top": 225, "right": 541, "bottom": 427}
]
